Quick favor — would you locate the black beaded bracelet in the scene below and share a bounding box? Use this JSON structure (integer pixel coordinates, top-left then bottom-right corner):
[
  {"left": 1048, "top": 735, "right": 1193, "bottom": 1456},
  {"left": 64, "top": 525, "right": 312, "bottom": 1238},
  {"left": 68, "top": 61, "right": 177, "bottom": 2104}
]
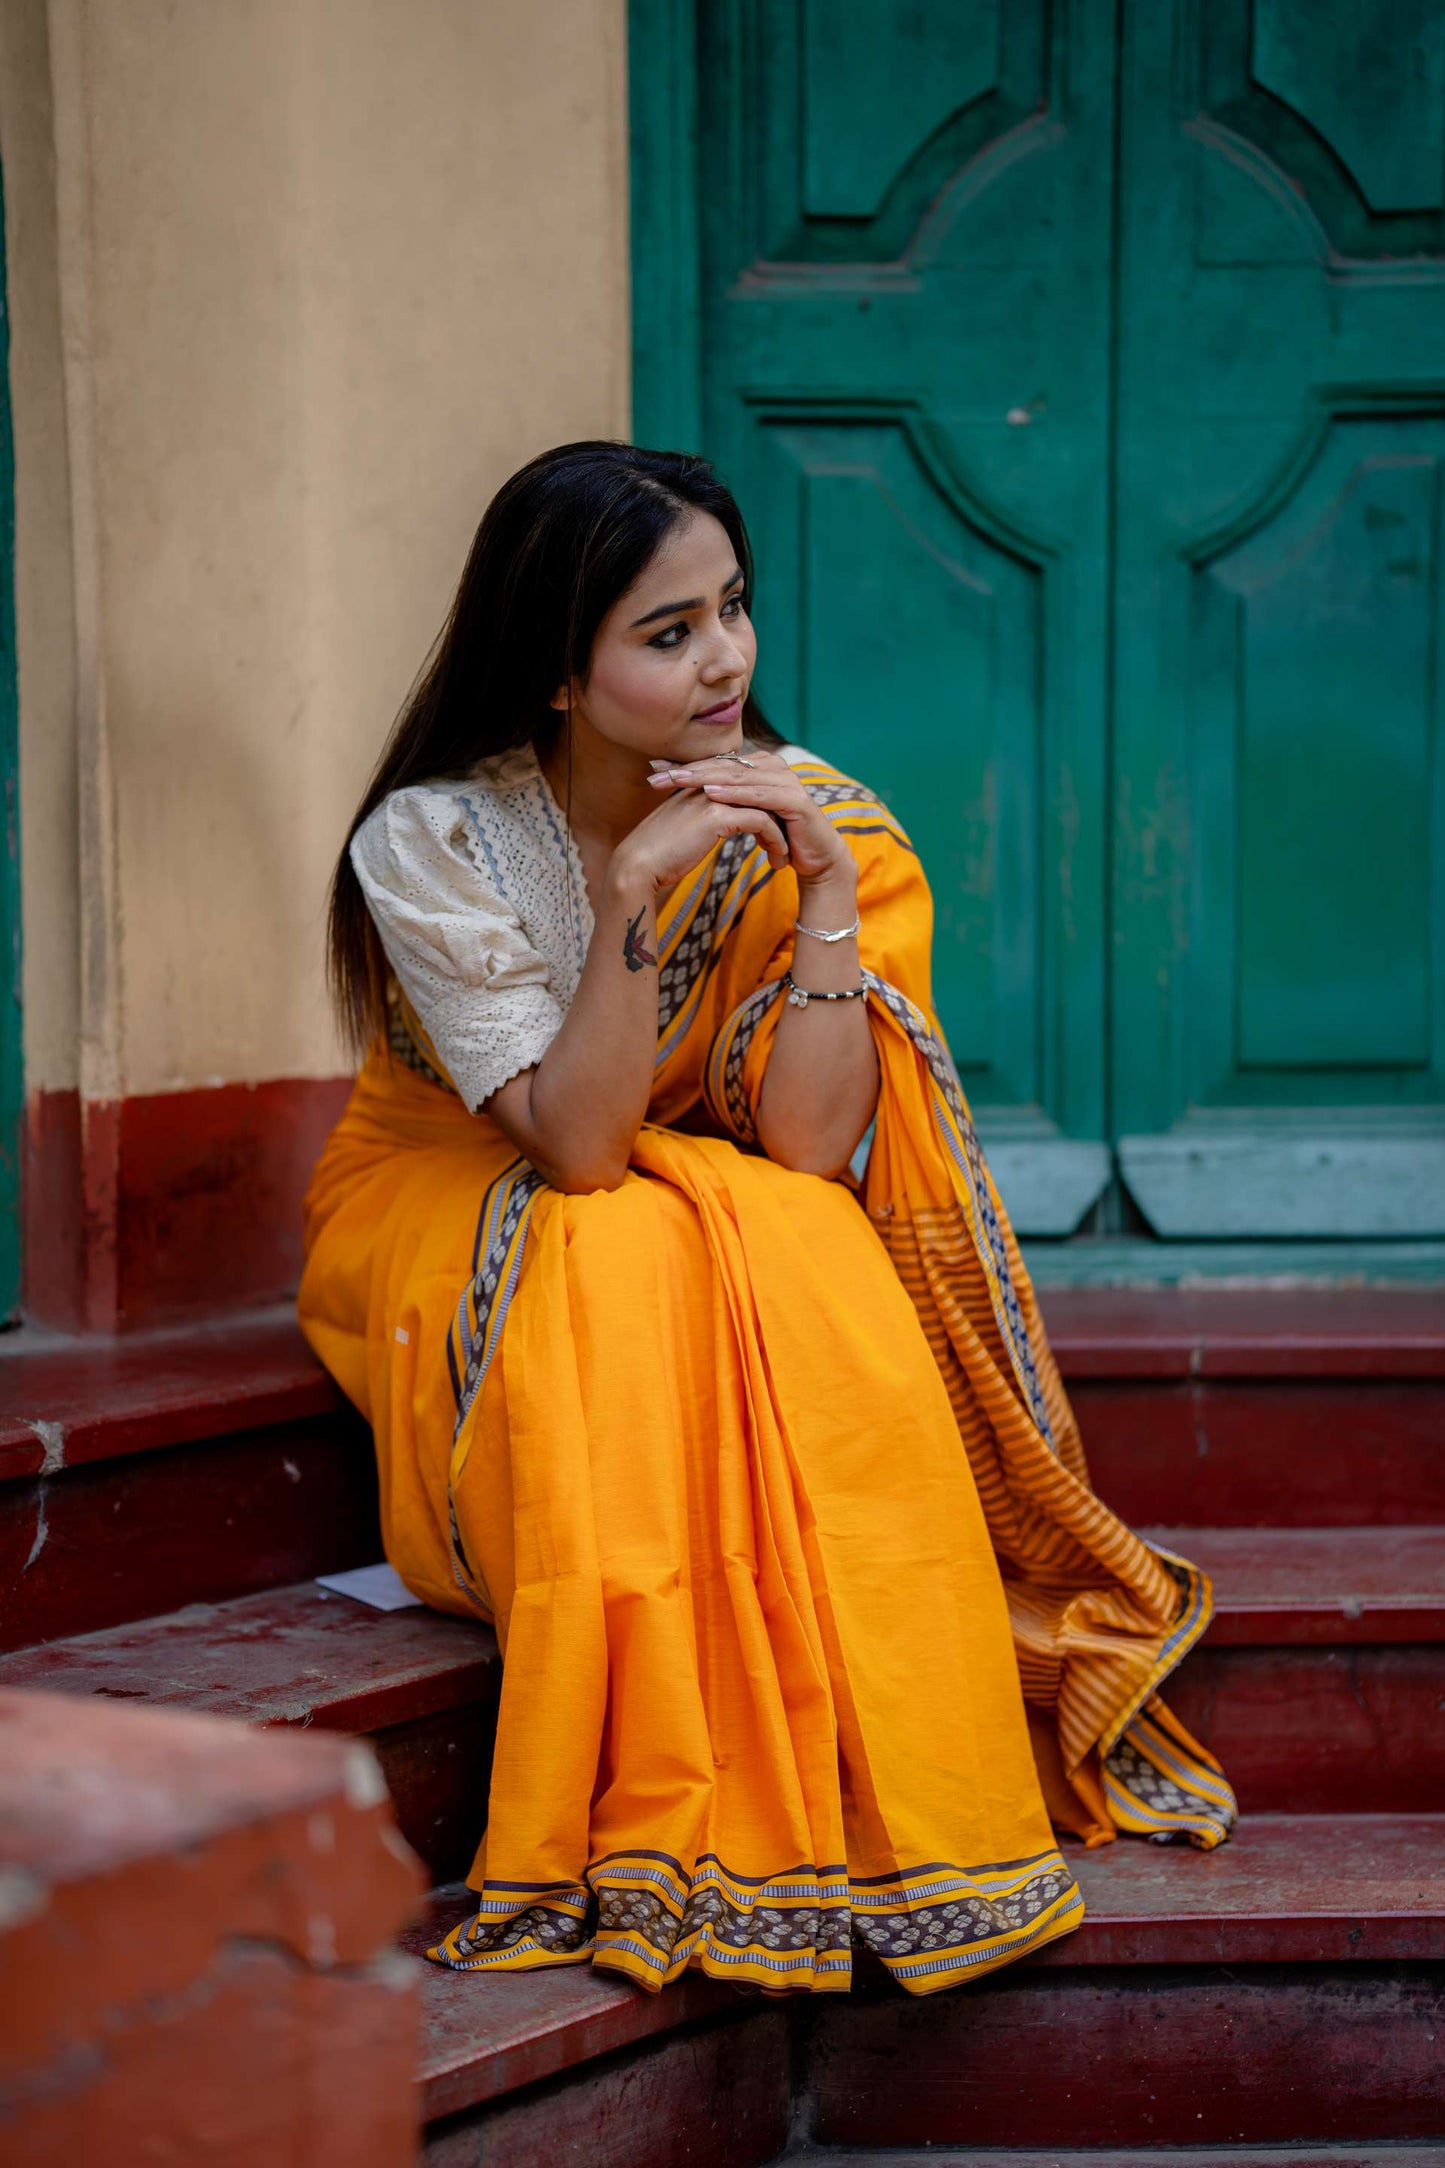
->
[{"left": 784, "top": 971, "right": 868, "bottom": 1010}]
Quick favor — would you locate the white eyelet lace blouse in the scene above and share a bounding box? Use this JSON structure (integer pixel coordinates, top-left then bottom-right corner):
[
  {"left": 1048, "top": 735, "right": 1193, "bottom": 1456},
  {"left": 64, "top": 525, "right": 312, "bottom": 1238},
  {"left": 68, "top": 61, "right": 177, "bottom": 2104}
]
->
[{"left": 350, "top": 741, "right": 807, "bottom": 1112}]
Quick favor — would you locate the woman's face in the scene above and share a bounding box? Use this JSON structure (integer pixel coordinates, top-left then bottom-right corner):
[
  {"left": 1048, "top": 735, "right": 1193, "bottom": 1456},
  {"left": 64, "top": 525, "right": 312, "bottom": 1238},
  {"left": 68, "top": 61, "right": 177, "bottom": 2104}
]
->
[{"left": 559, "top": 511, "right": 757, "bottom": 764}]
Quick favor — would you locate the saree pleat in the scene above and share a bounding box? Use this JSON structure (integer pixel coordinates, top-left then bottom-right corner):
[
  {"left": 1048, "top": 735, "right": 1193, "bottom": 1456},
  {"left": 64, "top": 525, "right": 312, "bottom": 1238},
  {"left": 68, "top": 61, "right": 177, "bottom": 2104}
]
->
[{"left": 298, "top": 750, "right": 1233, "bottom": 2000}]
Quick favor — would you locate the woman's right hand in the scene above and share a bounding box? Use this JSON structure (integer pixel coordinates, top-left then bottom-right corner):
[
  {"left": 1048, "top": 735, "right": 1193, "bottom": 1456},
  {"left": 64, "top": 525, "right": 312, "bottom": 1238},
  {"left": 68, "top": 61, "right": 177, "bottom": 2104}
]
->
[
  {"left": 491, "top": 783, "right": 790, "bottom": 1195},
  {"left": 609, "top": 784, "right": 791, "bottom": 898}
]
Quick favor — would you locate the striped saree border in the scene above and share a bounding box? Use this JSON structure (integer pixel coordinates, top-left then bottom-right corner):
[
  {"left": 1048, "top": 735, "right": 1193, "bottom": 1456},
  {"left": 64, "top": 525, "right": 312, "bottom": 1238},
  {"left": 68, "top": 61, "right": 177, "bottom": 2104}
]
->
[
  {"left": 783, "top": 756, "right": 916, "bottom": 856},
  {"left": 1104, "top": 1700, "right": 1237, "bottom": 1849},
  {"left": 444, "top": 1157, "right": 544, "bottom": 1613},
  {"left": 427, "top": 1845, "right": 1084, "bottom": 1995},
  {"left": 654, "top": 829, "right": 778, "bottom": 1064},
  {"left": 701, "top": 959, "right": 1057, "bottom": 1452},
  {"left": 863, "top": 971, "right": 1058, "bottom": 1448},
  {"left": 1096, "top": 1542, "right": 1213, "bottom": 1757},
  {"left": 1092, "top": 1544, "right": 1234, "bottom": 1848}
]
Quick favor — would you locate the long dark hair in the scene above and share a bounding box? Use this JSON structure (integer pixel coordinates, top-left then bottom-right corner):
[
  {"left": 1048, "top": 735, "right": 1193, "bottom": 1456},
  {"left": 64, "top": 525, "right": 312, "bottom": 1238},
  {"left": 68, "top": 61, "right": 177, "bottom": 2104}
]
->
[{"left": 327, "top": 439, "right": 780, "bottom": 1054}]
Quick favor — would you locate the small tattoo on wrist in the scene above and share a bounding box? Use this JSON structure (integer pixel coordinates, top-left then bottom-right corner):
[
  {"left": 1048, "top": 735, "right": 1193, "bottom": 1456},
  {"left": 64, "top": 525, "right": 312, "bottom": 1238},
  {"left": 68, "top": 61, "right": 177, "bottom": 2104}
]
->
[{"left": 622, "top": 906, "right": 658, "bottom": 973}]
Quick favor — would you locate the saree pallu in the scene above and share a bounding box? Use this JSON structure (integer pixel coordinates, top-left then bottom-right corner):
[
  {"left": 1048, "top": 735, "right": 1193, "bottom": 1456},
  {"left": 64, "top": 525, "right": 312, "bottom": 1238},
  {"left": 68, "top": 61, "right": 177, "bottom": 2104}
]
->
[{"left": 299, "top": 752, "right": 1234, "bottom": 1998}]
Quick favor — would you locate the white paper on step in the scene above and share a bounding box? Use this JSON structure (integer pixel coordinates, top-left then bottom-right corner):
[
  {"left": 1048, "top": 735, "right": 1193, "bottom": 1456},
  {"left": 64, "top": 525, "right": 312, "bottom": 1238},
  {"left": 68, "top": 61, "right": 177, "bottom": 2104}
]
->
[{"left": 315, "top": 1562, "right": 424, "bottom": 1611}]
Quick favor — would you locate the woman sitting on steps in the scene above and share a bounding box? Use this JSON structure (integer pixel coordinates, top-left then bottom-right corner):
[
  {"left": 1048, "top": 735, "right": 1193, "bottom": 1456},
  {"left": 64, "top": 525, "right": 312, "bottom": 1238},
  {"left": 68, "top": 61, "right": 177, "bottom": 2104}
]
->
[{"left": 299, "top": 439, "right": 1234, "bottom": 1997}]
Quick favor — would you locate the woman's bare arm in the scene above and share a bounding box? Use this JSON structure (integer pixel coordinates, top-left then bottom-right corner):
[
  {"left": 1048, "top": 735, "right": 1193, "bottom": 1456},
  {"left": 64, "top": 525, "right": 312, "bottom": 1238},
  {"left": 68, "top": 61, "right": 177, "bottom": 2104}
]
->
[
  {"left": 755, "top": 858, "right": 878, "bottom": 1179},
  {"left": 483, "top": 788, "right": 791, "bottom": 1192},
  {"left": 646, "top": 752, "right": 879, "bottom": 1181}
]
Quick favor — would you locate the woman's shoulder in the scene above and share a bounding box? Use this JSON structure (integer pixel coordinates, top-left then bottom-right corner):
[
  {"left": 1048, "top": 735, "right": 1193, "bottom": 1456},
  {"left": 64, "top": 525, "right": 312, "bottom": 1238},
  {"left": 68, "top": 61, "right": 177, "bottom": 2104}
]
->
[
  {"left": 775, "top": 739, "right": 858, "bottom": 787},
  {"left": 350, "top": 745, "right": 587, "bottom": 974},
  {"left": 351, "top": 748, "right": 550, "bottom": 885},
  {"left": 774, "top": 742, "right": 891, "bottom": 810},
  {"left": 349, "top": 779, "right": 474, "bottom": 906},
  {"left": 773, "top": 742, "right": 916, "bottom": 862}
]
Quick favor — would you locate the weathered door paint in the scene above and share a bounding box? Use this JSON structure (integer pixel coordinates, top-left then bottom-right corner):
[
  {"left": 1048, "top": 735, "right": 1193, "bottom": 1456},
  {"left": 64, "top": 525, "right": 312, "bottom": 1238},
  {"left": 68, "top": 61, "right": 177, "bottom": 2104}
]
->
[
  {"left": 630, "top": 0, "right": 1445, "bottom": 1239},
  {"left": 652, "top": 0, "right": 1120, "bottom": 1234},
  {"left": 1111, "top": 1, "right": 1445, "bottom": 1234}
]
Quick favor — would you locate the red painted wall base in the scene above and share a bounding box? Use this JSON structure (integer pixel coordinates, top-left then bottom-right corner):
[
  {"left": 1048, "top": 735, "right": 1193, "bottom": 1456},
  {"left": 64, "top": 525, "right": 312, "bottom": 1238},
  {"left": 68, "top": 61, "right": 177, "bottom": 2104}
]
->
[{"left": 23, "top": 1077, "right": 354, "bottom": 1332}]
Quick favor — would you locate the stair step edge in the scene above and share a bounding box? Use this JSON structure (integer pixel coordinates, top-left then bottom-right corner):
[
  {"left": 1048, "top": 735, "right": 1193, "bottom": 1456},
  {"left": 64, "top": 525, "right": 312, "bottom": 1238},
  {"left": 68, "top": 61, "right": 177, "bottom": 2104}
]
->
[
  {"left": 8, "top": 1528, "right": 1443, "bottom": 1706},
  {"left": 1204, "top": 1600, "right": 1445, "bottom": 1646},
  {"left": 5, "top": 1287, "right": 1443, "bottom": 1486},
  {"left": 0, "top": 1309, "right": 344, "bottom": 1483},
  {"left": 411, "top": 1815, "right": 1445, "bottom": 2123},
  {"left": 0, "top": 1581, "right": 500, "bottom": 1731},
  {"left": 790, "top": 2150, "right": 1445, "bottom": 2166}
]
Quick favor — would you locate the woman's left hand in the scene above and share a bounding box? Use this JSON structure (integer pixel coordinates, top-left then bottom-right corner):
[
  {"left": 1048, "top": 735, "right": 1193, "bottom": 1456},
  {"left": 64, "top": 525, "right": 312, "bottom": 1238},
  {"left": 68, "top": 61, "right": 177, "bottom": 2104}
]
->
[{"left": 646, "top": 749, "right": 854, "bottom": 893}]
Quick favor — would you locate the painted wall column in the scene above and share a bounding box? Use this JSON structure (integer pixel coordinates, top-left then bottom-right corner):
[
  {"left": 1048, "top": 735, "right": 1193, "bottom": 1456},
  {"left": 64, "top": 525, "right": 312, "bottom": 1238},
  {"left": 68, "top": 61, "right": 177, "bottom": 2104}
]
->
[{"left": 0, "top": 0, "right": 631, "bottom": 1328}]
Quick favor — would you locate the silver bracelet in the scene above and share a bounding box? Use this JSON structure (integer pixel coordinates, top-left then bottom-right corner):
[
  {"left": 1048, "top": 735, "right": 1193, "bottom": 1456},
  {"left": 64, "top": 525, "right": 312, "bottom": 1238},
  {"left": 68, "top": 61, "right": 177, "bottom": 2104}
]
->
[
  {"left": 794, "top": 913, "right": 861, "bottom": 944},
  {"left": 784, "top": 971, "right": 867, "bottom": 1009}
]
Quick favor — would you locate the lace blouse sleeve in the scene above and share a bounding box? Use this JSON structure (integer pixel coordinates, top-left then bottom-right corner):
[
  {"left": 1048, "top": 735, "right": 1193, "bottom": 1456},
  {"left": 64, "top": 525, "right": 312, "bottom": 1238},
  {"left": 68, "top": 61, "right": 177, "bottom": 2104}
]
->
[{"left": 350, "top": 785, "right": 565, "bottom": 1111}]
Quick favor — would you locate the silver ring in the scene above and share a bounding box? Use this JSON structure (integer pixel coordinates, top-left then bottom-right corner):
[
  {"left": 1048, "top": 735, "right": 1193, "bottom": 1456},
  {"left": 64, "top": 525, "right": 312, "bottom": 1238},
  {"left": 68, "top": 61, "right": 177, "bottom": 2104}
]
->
[{"left": 724, "top": 751, "right": 756, "bottom": 768}]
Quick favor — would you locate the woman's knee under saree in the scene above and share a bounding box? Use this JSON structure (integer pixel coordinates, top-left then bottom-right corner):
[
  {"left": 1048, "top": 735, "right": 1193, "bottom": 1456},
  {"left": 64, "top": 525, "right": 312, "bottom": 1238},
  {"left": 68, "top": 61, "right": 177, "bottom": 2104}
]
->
[{"left": 299, "top": 748, "right": 1234, "bottom": 1997}]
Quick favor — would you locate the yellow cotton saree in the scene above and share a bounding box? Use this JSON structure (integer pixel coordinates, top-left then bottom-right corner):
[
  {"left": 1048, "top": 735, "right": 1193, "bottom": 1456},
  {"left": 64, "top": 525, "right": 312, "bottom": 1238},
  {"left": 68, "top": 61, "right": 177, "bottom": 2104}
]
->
[{"left": 298, "top": 750, "right": 1234, "bottom": 1997}]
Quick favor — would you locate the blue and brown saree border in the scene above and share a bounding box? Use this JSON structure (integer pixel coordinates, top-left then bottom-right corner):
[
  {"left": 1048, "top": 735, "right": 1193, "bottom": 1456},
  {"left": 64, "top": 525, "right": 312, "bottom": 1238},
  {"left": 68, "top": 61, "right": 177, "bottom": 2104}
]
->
[{"left": 428, "top": 1842, "right": 1085, "bottom": 1996}]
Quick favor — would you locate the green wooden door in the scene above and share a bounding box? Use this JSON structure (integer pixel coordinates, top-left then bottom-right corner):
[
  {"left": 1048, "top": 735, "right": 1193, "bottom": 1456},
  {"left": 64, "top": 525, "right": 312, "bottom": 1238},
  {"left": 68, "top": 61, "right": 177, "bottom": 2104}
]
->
[
  {"left": 631, "top": 0, "right": 1445, "bottom": 1241},
  {"left": 1111, "top": 0, "right": 1445, "bottom": 1234}
]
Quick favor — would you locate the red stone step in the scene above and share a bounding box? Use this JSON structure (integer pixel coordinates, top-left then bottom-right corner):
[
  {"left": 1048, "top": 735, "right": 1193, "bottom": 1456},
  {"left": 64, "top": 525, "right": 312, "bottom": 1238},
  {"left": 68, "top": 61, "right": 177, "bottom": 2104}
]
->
[
  {"left": 1166, "top": 1644, "right": 1444, "bottom": 1815},
  {"left": 798, "top": 2152, "right": 1445, "bottom": 2166},
  {"left": 1038, "top": 1285, "right": 1445, "bottom": 1379},
  {"left": 3, "top": 1292, "right": 1439, "bottom": 1655},
  {"left": 423, "top": 1982, "right": 790, "bottom": 2168},
  {"left": 4, "top": 1558, "right": 1439, "bottom": 2156},
  {"left": 0, "top": 1411, "right": 381, "bottom": 1654},
  {"left": 1078, "top": 1376, "right": 1445, "bottom": 1530},
  {"left": 5, "top": 1289, "right": 1428, "bottom": 1487},
  {"left": 805, "top": 1960, "right": 1445, "bottom": 2151},
  {"left": 409, "top": 1817, "right": 1444, "bottom": 2162},
  {"left": 0, "top": 1310, "right": 379, "bottom": 1651},
  {"left": 412, "top": 1893, "right": 743, "bottom": 2125},
  {"left": 1160, "top": 1528, "right": 1445, "bottom": 1819},
  {"left": 3, "top": 1514, "right": 1441, "bottom": 1864},
  {"left": 1043, "top": 1286, "right": 1445, "bottom": 1532},
  {"left": 7, "top": 1301, "right": 1436, "bottom": 2157},
  {"left": 1149, "top": 1525, "right": 1445, "bottom": 1644},
  {"left": 0, "top": 1582, "right": 501, "bottom": 1878},
  {"left": 0, "top": 1306, "right": 343, "bottom": 1480},
  {"left": 1037, "top": 1812, "right": 1444, "bottom": 1967}
]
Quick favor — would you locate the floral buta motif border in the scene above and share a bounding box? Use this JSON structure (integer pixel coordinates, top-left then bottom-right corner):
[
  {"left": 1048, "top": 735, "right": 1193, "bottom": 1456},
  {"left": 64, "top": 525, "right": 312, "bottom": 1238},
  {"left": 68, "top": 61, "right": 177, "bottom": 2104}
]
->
[{"left": 429, "top": 1844, "right": 1086, "bottom": 1995}]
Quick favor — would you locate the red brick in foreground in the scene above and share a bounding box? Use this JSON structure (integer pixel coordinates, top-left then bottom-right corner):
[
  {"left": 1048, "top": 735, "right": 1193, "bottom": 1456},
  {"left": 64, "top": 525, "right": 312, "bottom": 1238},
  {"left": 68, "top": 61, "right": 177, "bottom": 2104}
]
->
[{"left": 0, "top": 1688, "right": 425, "bottom": 2166}]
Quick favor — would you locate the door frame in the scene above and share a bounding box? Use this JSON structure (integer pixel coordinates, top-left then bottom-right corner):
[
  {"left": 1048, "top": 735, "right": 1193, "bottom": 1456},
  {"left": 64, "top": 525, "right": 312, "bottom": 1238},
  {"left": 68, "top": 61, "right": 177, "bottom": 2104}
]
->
[
  {"left": 0, "top": 154, "right": 20, "bottom": 1321},
  {"left": 629, "top": 0, "right": 705, "bottom": 450}
]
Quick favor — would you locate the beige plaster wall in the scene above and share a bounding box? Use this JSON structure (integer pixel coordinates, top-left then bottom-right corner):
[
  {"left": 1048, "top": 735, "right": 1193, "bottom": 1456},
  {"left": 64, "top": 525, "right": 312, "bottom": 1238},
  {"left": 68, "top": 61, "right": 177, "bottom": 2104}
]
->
[{"left": 7, "top": 0, "right": 630, "bottom": 1097}]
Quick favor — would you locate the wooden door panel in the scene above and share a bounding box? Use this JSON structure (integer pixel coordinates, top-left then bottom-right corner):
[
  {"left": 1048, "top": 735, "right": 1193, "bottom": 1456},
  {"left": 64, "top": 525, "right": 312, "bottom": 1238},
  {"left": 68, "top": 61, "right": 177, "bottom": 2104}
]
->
[
  {"left": 748, "top": 414, "right": 1042, "bottom": 1103},
  {"left": 1243, "top": 0, "right": 1445, "bottom": 225},
  {"left": 724, "top": 0, "right": 1051, "bottom": 266},
  {"left": 800, "top": 0, "right": 1001, "bottom": 222},
  {"left": 687, "top": 0, "right": 1117, "bottom": 1232},
  {"left": 1113, "top": 0, "right": 1445, "bottom": 1235},
  {"left": 1219, "top": 428, "right": 1438, "bottom": 1081}
]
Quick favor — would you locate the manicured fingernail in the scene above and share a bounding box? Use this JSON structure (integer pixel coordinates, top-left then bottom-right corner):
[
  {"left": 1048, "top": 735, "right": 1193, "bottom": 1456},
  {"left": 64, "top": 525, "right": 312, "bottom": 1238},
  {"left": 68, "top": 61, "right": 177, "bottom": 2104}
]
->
[{"left": 647, "top": 758, "right": 670, "bottom": 768}]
